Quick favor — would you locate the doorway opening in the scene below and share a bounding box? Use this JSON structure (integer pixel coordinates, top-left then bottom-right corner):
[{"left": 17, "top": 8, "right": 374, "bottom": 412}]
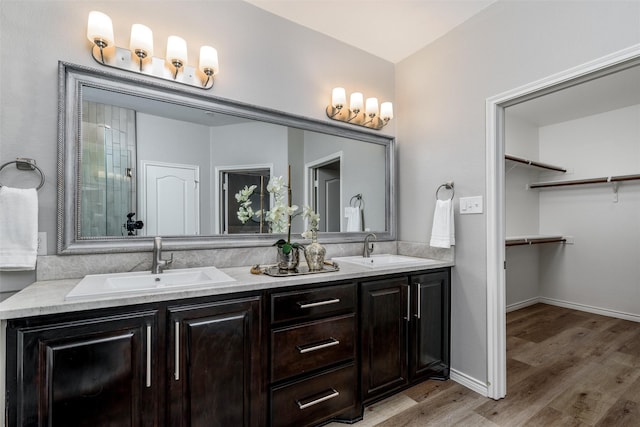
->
[
  {"left": 306, "top": 153, "right": 342, "bottom": 232},
  {"left": 486, "top": 45, "right": 640, "bottom": 400},
  {"left": 217, "top": 166, "right": 272, "bottom": 234}
]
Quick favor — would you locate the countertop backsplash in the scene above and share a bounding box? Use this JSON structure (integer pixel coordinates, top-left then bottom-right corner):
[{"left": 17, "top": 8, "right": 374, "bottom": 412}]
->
[{"left": 35, "top": 241, "right": 453, "bottom": 282}]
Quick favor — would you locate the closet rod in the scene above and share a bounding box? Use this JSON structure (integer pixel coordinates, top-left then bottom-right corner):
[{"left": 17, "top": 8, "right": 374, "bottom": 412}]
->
[
  {"left": 529, "top": 173, "right": 640, "bottom": 189},
  {"left": 505, "top": 154, "right": 567, "bottom": 173},
  {"left": 506, "top": 237, "right": 566, "bottom": 247}
]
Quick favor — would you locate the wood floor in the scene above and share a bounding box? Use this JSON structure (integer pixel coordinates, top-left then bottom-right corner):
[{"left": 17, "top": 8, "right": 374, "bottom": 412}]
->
[{"left": 330, "top": 303, "right": 640, "bottom": 426}]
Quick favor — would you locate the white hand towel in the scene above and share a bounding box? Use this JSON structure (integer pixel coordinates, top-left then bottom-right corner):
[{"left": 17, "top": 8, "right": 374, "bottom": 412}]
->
[
  {"left": 0, "top": 186, "right": 38, "bottom": 270},
  {"left": 430, "top": 199, "right": 455, "bottom": 248},
  {"left": 344, "top": 207, "right": 361, "bottom": 232}
]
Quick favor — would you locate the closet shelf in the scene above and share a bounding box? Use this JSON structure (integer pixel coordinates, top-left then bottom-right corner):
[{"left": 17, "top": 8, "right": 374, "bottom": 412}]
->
[
  {"left": 529, "top": 173, "right": 640, "bottom": 189},
  {"left": 506, "top": 235, "right": 566, "bottom": 247},
  {"left": 505, "top": 154, "right": 567, "bottom": 173}
]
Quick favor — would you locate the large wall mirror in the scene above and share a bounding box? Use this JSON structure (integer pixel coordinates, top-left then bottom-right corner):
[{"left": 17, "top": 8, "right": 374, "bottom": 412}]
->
[{"left": 58, "top": 62, "right": 396, "bottom": 253}]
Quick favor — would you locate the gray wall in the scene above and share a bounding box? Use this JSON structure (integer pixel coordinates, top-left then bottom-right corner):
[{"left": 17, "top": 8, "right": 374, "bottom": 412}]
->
[
  {"left": 396, "top": 0, "right": 640, "bottom": 385},
  {"left": 0, "top": 0, "right": 394, "bottom": 291},
  {"left": 2, "top": 0, "right": 640, "bottom": 389}
]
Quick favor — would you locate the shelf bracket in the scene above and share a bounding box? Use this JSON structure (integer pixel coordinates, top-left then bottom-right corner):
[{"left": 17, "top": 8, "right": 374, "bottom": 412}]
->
[{"left": 610, "top": 179, "right": 619, "bottom": 203}]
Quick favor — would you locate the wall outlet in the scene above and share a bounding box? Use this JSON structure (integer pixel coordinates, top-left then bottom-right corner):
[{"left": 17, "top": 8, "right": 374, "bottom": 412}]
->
[
  {"left": 37, "top": 232, "right": 47, "bottom": 255},
  {"left": 460, "top": 196, "right": 483, "bottom": 214}
]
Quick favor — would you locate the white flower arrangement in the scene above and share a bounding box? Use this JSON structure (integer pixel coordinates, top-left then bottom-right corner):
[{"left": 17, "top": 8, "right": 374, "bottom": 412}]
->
[
  {"left": 301, "top": 205, "right": 320, "bottom": 239},
  {"left": 235, "top": 184, "right": 257, "bottom": 224}
]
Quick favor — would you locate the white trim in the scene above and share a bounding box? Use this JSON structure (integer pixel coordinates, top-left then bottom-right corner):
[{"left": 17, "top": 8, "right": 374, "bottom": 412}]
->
[
  {"left": 486, "top": 44, "right": 640, "bottom": 401},
  {"left": 506, "top": 297, "right": 541, "bottom": 313},
  {"left": 450, "top": 368, "right": 489, "bottom": 397},
  {"left": 540, "top": 297, "right": 640, "bottom": 323},
  {"left": 304, "top": 151, "right": 343, "bottom": 231}
]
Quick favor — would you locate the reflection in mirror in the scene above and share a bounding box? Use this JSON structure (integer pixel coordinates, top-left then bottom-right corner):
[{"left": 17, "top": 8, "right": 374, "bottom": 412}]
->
[{"left": 59, "top": 62, "right": 395, "bottom": 253}]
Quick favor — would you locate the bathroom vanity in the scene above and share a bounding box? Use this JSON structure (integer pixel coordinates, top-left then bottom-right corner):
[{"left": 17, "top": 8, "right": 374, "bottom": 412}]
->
[{"left": 1, "top": 260, "right": 451, "bottom": 427}]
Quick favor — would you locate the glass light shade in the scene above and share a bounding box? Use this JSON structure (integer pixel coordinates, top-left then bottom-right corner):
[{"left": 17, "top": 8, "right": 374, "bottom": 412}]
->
[
  {"left": 380, "top": 102, "right": 394, "bottom": 120},
  {"left": 332, "top": 87, "right": 346, "bottom": 108},
  {"left": 350, "top": 92, "right": 364, "bottom": 112},
  {"left": 166, "top": 36, "right": 188, "bottom": 64},
  {"left": 365, "top": 97, "right": 379, "bottom": 116},
  {"left": 87, "top": 11, "right": 114, "bottom": 46},
  {"left": 199, "top": 46, "right": 219, "bottom": 74},
  {"left": 130, "top": 24, "right": 153, "bottom": 57}
]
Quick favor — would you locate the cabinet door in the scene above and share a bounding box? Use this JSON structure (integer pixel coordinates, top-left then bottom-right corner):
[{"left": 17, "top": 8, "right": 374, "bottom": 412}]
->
[
  {"left": 360, "top": 277, "right": 409, "bottom": 402},
  {"left": 410, "top": 270, "right": 451, "bottom": 381},
  {"left": 167, "top": 296, "right": 263, "bottom": 427},
  {"left": 8, "top": 310, "right": 159, "bottom": 427}
]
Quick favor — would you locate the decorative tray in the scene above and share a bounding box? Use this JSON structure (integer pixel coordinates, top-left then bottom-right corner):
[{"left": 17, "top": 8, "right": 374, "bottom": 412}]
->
[{"left": 262, "top": 263, "right": 340, "bottom": 277}]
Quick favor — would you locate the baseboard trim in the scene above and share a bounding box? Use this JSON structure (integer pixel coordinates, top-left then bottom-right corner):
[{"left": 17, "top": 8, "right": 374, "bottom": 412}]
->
[
  {"left": 506, "top": 297, "right": 541, "bottom": 313},
  {"left": 450, "top": 368, "right": 489, "bottom": 397},
  {"left": 540, "top": 297, "right": 640, "bottom": 323}
]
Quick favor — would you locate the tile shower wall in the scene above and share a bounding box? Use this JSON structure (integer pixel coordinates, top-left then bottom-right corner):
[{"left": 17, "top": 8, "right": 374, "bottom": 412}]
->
[{"left": 81, "top": 102, "right": 136, "bottom": 237}]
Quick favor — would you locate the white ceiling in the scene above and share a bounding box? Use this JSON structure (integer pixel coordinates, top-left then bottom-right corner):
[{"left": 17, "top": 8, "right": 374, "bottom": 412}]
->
[
  {"left": 506, "top": 65, "right": 640, "bottom": 126},
  {"left": 244, "top": 0, "right": 498, "bottom": 63}
]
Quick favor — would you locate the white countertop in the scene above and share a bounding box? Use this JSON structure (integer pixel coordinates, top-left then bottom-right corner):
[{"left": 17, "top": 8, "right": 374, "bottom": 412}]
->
[{"left": 0, "top": 259, "right": 453, "bottom": 320}]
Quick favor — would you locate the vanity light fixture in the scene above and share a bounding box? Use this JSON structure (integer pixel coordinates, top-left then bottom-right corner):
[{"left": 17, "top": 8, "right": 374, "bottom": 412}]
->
[
  {"left": 326, "top": 87, "right": 393, "bottom": 130},
  {"left": 86, "top": 11, "right": 219, "bottom": 89}
]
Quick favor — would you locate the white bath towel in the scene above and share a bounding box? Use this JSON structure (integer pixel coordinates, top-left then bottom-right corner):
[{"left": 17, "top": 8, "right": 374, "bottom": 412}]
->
[
  {"left": 0, "top": 186, "right": 38, "bottom": 270},
  {"left": 344, "top": 207, "right": 361, "bottom": 232},
  {"left": 430, "top": 199, "right": 455, "bottom": 248}
]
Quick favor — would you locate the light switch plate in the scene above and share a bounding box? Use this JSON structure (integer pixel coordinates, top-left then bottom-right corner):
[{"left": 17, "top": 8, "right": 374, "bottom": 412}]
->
[{"left": 460, "top": 196, "right": 483, "bottom": 214}]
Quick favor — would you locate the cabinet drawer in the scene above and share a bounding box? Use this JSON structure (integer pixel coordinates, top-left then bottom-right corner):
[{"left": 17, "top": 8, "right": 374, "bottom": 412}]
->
[
  {"left": 271, "top": 314, "right": 355, "bottom": 382},
  {"left": 271, "top": 283, "right": 355, "bottom": 324},
  {"left": 270, "top": 363, "right": 356, "bottom": 427}
]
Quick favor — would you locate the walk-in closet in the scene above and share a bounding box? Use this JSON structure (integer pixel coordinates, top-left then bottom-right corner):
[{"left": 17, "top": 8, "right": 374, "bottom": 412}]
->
[{"left": 504, "top": 64, "right": 640, "bottom": 320}]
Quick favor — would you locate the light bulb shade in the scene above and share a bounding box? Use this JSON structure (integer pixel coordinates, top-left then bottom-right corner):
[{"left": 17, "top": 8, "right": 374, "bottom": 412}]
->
[
  {"left": 380, "top": 102, "right": 394, "bottom": 120},
  {"left": 365, "top": 97, "right": 379, "bottom": 116},
  {"left": 130, "top": 24, "right": 153, "bottom": 57},
  {"left": 87, "top": 11, "right": 114, "bottom": 46},
  {"left": 166, "top": 35, "right": 188, "bottom": 64},
  {"left": 199, "top": 46, "right": 219, "bottom": 74},
  {"left": 332, "top": 87, "right": 346, "bottom": 108},
  {"left": 350, "top": 92, "right": 364, "bottom": 112}
]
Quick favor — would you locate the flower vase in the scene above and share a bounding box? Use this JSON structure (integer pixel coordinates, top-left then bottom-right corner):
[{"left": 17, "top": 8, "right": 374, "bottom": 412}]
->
[
  {"left": 277, "top": 246, "right": 300, "bottom": 271},
  {"left": 304, "top": 231, "right": 326, "bottom": 271}
]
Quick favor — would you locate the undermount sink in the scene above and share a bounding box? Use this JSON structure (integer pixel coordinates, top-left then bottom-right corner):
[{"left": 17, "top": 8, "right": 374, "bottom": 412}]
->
[
  {"left": 65, "top": 267, "right": 236, "bottom": 301},
  {"left": 331, "top": 254, "right": 441, "bottom": 269}
]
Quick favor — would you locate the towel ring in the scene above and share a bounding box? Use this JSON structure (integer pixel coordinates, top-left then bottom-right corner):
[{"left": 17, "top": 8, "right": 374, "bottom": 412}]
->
[
  {"left": 0, "top": 158, "right": 45, "bottom": 190},
  {"left": 435, "top": 182, "right": 454, "bottom": 201},
  {"left": 350, "top": 194, "right": 364, "bottom": 209}
]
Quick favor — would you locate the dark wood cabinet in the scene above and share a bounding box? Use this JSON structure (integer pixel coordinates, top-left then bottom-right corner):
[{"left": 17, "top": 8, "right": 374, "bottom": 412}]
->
[
  {"left": 269, "top": 282, "right": 359, "bottom": 427},
  {"left": 410, "top": 270, "right": 450, "bottom": 381},
  {"left": 167, "top": 297, "right": 263, "bottom": 427},
  {"left": 5, "top": 267, "right": 450, "bottom": 427},
  {"left": 7, "top": 309, "right": 159, "bottom": 427},
  {"left": 360, "top": 276, "right": 409, "bottom": 402},
  {"left": 360, "top": 268, "right": 451, "bottom": 403},
  {"left": 167, "top": 297, "right": 264, "bottom": 427}
]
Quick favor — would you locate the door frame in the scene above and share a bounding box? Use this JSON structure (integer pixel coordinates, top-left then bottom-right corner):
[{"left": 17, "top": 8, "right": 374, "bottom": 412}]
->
[
  {"left": 485, "top": 44, "right": 640, "bottom": 400},
  {"left": 304, "top": 152, "right": 343, "bottom": 230},
  {"left": 213, "top": 163, "right": 273, "bottom": 234}
]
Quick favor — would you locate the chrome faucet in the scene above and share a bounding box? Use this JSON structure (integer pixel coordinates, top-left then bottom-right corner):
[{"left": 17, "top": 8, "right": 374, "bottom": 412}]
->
[
  {"left": 151, "top": 236, "right": 173, "bottom": 274},
  {"left": 363, "top": 233, "right": 377, "bottom": 258}
]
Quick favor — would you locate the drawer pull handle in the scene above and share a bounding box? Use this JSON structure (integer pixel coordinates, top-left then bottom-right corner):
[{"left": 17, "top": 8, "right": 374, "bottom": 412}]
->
[
  {"left": 296, "top": 338, "right": 340, "bottom": 354},
  {"left": 297, "top": 388, "right": 340, "bottom": 410},
  {"left": 298, "top": 298, "right": 340, "bottom": 309},
  {"left": 174, "top": 321, "right": 180, "bottom": 381},
  {"left": 146, "top": 325, "right": 152, "bottom": 388}
]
